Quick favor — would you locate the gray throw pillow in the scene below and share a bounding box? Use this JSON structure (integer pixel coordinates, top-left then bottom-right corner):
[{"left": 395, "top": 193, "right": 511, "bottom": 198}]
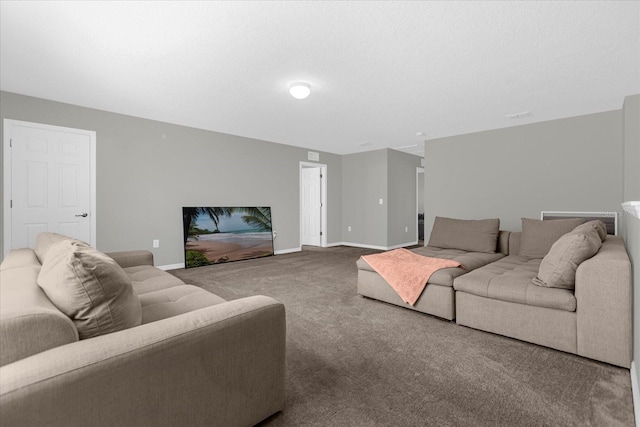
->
[
  {"left": 519, "top": 218, "right": 584, "bottom": 259},
  {"left": 37, "top": 240, "right": 142, "bottom": 339},
  {"left": 571, "top": 220, "right": 607, "bottom": 242},
  {"left": 533, "top": 227, "right": 602, "bottom": 289},
  {"left": 35, "top": 232, "right": 89, "bottom": 264},
  {"left": 427, "top": 217, "right": 500, "bottom": 253}
]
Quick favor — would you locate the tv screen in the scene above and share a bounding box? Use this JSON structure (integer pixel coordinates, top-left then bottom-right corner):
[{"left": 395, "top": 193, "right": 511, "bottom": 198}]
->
[{"left": 183, "top": 206, "right": 274, "bottom": 268}]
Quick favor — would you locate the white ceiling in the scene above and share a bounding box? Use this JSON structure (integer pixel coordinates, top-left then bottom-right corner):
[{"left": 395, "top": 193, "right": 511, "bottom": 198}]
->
[{"left": 1, "top": 1, "right": 639, "bottom": 156}]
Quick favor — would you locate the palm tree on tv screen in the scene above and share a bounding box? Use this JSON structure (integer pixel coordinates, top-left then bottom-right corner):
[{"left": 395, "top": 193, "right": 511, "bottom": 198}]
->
[
  {"left": 237, "top": 207, "right": 272, "bottom": 232},
  {"left": 182, "top": 207, "right": 233, "bottom": 245}
]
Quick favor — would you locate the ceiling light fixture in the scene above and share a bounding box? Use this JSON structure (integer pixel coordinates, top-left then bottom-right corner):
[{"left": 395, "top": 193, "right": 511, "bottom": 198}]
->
[{"left": 289, "top": 82, "right": 311, "bottom": 99}]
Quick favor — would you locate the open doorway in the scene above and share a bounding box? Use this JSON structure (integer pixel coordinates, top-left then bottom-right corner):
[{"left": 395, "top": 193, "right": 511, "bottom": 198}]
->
[
  {"left": 417, "top": 167, "right": 424, "bottom": 245},
  {"left": 300, "top": 162, "right": 327, "bottom": 247}
]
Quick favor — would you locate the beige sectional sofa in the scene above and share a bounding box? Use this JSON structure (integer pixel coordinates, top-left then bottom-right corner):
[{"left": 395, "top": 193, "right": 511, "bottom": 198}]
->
[
  {"left": 0, "top": 233, "right": 286, "bottom": 426},
  {"left": 357, "top": 218, "right": 508, "bottom": 320},
  {"left": 357, "top": 217, "right": 632, "bottom": 368}
]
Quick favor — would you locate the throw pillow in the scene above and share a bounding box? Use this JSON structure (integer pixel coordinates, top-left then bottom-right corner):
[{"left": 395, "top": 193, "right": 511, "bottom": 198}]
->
[
  {"left": 532, "top": 227, "right": 602, "bottom": 289},
  {"left": 37, "top": 240, "right": 142, "bottom": 339},
  {"left": 571, "top": 220, "right": 607, "bottom": 242},
  {"left": 519, "top": 218, "right": 584, "bottom": 258},
  {"left": 35, "top": 232, "right": 89, "bottom": 264},
  {"left": 427, "top": 217, "right": 500, "bottom": 254}
]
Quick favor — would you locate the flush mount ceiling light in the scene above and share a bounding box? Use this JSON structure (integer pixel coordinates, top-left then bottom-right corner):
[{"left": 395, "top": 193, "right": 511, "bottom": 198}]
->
[{"left": 289, "top": 82, "right": 311, "bottom": 99}]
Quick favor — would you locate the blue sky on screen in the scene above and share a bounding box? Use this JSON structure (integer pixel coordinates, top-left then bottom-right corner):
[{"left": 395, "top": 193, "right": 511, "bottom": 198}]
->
[{"left": 195, "top": 210, "right": 256, "bottom": 232}]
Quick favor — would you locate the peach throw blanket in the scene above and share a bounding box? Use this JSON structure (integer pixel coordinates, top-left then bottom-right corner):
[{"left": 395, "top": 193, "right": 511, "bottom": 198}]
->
[{"left": 361, "top": 249, "right": 463, "bottom": 306}]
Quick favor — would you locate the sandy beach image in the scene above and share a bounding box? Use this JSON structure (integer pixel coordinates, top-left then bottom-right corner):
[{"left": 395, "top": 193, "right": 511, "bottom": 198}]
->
[{"left": 186, "top": 233, "right": 274, "bottom": 264}]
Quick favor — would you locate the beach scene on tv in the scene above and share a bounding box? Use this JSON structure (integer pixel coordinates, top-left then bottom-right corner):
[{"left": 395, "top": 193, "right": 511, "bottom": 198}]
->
[{"left": 183, "top": 207, "right": 274, "bottom": 268}]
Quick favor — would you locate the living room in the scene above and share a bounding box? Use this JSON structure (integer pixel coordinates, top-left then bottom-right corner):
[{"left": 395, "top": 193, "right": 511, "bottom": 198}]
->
[{"left": 1, "top": 1, "right": 639, "bottom": 426}]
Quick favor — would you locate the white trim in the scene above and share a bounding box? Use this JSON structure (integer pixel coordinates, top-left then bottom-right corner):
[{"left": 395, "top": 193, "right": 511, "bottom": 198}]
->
[
  {"left": 3, "top": 119, "right": 97, "bottom": 256},
  {"left": 299, "top": 161, "right": 328, "bottom": 248},
  {"left": 161, "top": 248, "right": 301, "bottom": 270},
  {"left": 332, "top": 241, "right": 419, "bottom": 251},
  {"left": 158, "top": 263, "right": 184, "bottom": 271},
  {"left": 275, "top": 247, "right": 301, "bottom": 255},
  {"left": 341, "top": 242, "right": 389, "bottom": 251},
  {"left": 632, "top": 361, "right": 640, "bottom": 426},
  {"left": 540, "top": 211, "right": 618, "bottom": 235},
  {"left": 622, "top": 202, "right": 640, "bottom": 219},
  {"left": 3, "top": 122, "right": 11, "bottom": 257},
  {"left": 324, "top": 242, "right": 344, "bottom": 248},
  {"left": 386, "top": 241, "right": 419, "bottom": 250}
]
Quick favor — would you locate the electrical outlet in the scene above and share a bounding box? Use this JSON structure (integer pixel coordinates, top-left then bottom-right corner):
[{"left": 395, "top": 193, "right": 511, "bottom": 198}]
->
[
  {"left": 405, "top": 226, "right": 408, "bottom": 232},
  {"left": 153, "top": 239, "right": 159, "bottom": 248},
  {"left": 379, "top": 198, "right": 384, "bottom": 205},
  {"left": 348, "top": 226, "right": 352, "bottom": 232},
  {"left": 273, "top": 230, "right": 278, "bottom": 239}
]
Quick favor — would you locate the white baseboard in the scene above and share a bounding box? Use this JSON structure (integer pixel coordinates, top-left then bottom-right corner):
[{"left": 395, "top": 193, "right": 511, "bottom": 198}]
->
[
  {"left": 158, "top": 241, "right": 415, "bottom": 269},
  {"left": 158, "top": 249, "right": 301, "bottom": 269},
  {"left": 332, "top": 241, "right": 419, "bottom": 251},
  {"left": 327, "top": 241, "right": 387, "bottom": 250},
  {"left": 323, "top": 242, "right": 341, "bottom": 247},
  {"left": 632, "top": 361, "right": 640, "bottom": 426},
  {"left": 158, "top": 263, "right": 185, "bottom": 271},
  {"left": 387, "top": 241, "right": 419, "bottom": 250},
  {"left": 275, "top": 247, "right": 301, "bottom": 255}
]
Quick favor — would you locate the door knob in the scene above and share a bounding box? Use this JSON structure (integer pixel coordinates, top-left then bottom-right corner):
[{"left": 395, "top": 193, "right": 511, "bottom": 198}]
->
[{"left": 75, "top": 213, "right": 88, "bottom": 218}]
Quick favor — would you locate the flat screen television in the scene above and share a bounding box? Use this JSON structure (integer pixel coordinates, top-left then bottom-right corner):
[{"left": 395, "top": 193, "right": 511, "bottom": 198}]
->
[{"left": 183, "top": 206, "right": 274, "bottom": 268}]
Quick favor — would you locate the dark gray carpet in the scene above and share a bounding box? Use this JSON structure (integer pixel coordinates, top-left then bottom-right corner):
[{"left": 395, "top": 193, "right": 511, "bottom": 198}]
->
[{"left": 172, "top": 246, "right": 634, "bottom": 427}]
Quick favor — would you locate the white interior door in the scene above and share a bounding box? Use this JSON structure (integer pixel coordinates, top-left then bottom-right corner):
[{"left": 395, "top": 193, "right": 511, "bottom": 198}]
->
[
  {"left": 4, "top": 120, "right": 96, "bottom": 254},
  {"left": 301, "top": 167, "right": 321, "bottom": 246}
]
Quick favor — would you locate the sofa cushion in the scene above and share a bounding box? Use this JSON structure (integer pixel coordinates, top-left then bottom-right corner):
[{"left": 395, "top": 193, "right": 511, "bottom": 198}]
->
[
  {"left": 519, "top": 218, "right": 584, "bottom": 259},
  {"left": 427, "top": 217, "right": 500, "bottom": 254},
  {"left": 453, "top": 255, "right": 576, "bottom": 312},
  {"left": 137, "top": 285, "right": 227, "bottom": 324},
  {"left": 124, "top": 265, "right": 188, "bottom": 295},
  {"left": 533, "top": 226, "right": 603, "bottom": 289},
  {"left": 37, "top": 240, "right": 142, "bottom": 339},
  {"left": 34, "top": 232, "right": 89, "bottom": 264},
  {"left": 411, "top": 246, "right": 504, "bottom": 286},
  {"left": 356, "top": 246, "right": 504, "bottom": 287}
]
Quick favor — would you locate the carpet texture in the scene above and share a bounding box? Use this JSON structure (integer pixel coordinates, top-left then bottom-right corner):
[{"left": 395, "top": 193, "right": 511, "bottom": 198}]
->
[{"left": 172, "top": 246, "right": 634, "bottom": 427}]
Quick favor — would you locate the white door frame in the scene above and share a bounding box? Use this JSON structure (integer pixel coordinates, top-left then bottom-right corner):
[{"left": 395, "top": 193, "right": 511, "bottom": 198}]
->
[
  {"left": 299, "top": 161, "right": 327, "bottom": 248},
  {"left": 416, "top": 167, "right": 424, "bottom": 243},
  {"left": 3, "top": 119, "right": 97, "bottom": 256}
]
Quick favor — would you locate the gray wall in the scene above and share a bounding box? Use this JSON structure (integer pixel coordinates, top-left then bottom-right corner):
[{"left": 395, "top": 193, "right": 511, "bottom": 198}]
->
[
  {"left": 387, "top": 149, "right": 422, "bottom": 247},
  {"left": 0, "top": 91, "right": 342, "bottom": 266},
  {"left": 341, "top": 149, "right": 388, "bottom": 247},
  {"left": 341, "top": 148, "right": 422, "bottom": 248},
  {"left": 622, "top": 94, "right": 640, "bottom": 388},
  {"left": 624, "top": 95, "right": 640, "bottom": 202},
  {"left": 424, "top": 110, "right": 624, "bottom": 241}
]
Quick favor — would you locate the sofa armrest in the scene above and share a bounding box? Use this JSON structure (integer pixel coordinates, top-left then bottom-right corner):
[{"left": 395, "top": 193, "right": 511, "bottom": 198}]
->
[
  {"left": 575, "top": 236, "right": 632, "bottom": 368},
  {"left": 0, "top": 295, "right": 286, "bottom": 427},
  {"left": 106, "top": 250, "right": 154, "bottom": 268}
]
